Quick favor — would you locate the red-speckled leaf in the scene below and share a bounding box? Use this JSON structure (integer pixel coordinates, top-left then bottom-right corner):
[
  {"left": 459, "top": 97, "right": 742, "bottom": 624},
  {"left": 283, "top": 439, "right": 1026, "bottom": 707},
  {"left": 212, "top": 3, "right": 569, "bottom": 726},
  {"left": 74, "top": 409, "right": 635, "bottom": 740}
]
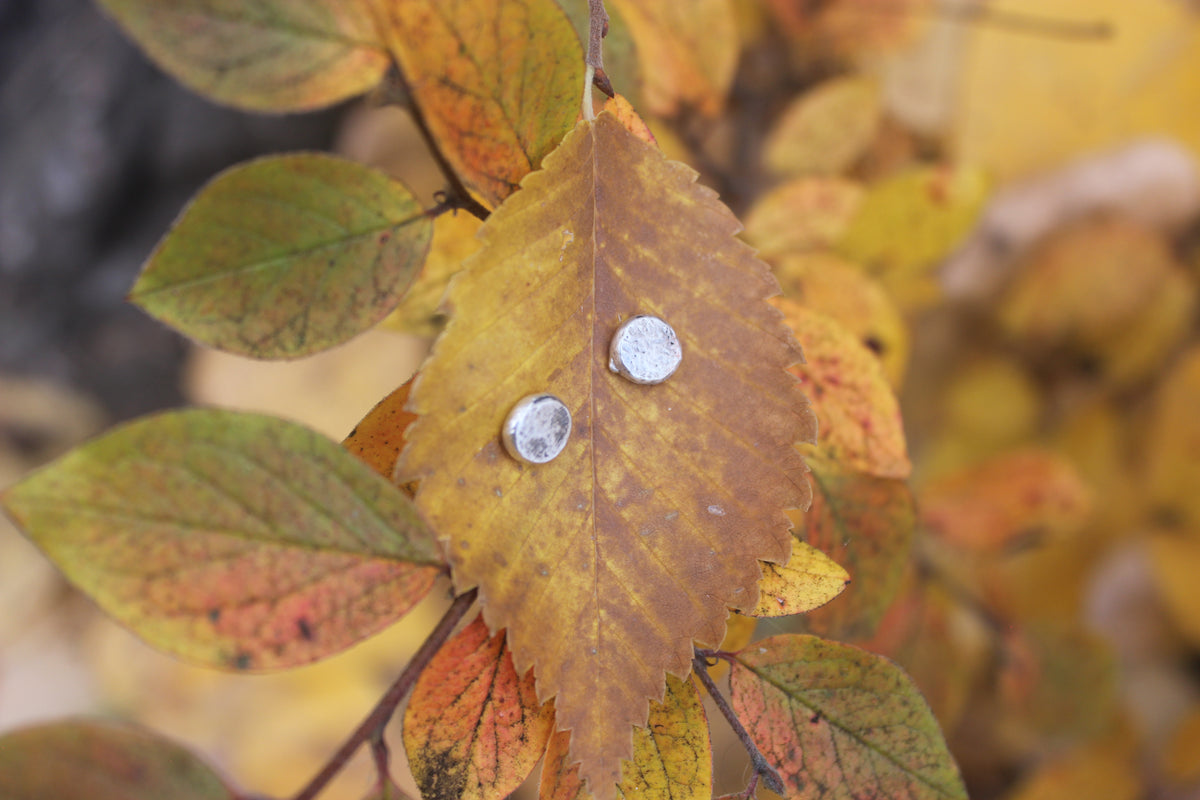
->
[
  {"left": 404, "top": 614, "right": 554, "bottom": 800},
  {"left": 0, "top": 409, "right": 441, "bottom": 671},
  {"left": 129, "top": 153, "right": 433, "bottom": 359},
  {"left": 776, "top": 299, "right": 910, "bottom": 479},
  {"left": 791, "top": 448, "right": 915, "bottom": 639},
  {"left": 0, "top": 719, "right": 234, "bottom": 800},
  {"left": 379, "top": 0, "right": 583, "bottom": 208},
  {"left": 731, "top": 634, "right": 966, "bottom": 800},
  {"left": 539, "top": 675, "right": 711, "bottom": 800},
  {"left": 96, "top": 0, "right": 389, "bottom": 112}
]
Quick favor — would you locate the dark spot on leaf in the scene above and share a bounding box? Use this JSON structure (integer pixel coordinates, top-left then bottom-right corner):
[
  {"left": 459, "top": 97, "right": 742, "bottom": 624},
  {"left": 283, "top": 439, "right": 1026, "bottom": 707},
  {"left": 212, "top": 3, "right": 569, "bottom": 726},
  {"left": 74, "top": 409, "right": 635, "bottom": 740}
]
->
[
  {"left": 413, "top": 747, "right": 469, "bottom": 800},
  {"left": 862, "top": 336, "right": 885, "bottom": 355},
  {"left": 298, "top": 618, "right": 314, "bottom": 641},
  {"left": 810, "top": 710, "right": 822, "bottom": 724},
  {"left": 348, "top": 425, "right": 359, "bottom": 438},
  {"left": 234, "top": 652, "right": 252, "bottom": 670},
  {"left": 207, "top": 608, "right": 221, "bottom": 623}
]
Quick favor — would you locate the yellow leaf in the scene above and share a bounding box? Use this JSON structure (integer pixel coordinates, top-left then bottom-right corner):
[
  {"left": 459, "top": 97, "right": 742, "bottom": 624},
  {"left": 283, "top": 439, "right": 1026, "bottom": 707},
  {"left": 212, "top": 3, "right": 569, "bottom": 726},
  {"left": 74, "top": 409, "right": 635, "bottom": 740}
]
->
[
  {"left": 383, "top": 212, "right": 484, "bottom": 338},
  {"left": 743, "top": 177, "right": 865, "bottom": 260},
  {"left": 1006, "top": 724, "right": 1140, "bottom": 800},
  {"left": 955, "top": 0, "right": 1200, "bottom": 181},
  {"left": 397, "top": 113, "right": 814, "bottom": 800},
  {"left": 539, "top": 675, "right": 711, "bottom": 800},
  {"left": 837, "top": 165, "right": 988, "bottom": 310},
  {"left": 608, "top": 0, "right": 738, "bottom": 116},
  {"left": 774, "top": 252, "right": 910, "bottom": 388},
  {"left": 763, "top": 75, "right": 883, "bottom": 177},
  {"left": 1145, "top": 346, "right": 1200, "bottom": 535},
  {"left": 753, "top": 540, "right": 849, "bottom": 617},
  {"left": 1163, "top": 707, "right": 1200, "bottom": 784}
]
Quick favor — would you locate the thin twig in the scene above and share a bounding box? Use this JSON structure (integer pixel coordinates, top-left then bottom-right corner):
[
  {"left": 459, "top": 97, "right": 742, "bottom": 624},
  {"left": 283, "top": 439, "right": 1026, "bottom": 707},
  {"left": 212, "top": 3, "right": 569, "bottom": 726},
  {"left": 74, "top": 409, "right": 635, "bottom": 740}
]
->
[
  {"left": 384, "top": 64, "right": 490, "bottom": 222},
  {"left": 692, "top": 650, "right": 786, "bottom": 795},
  {"left": 291, "top": 589, "right": 478, "bottom": 800}
]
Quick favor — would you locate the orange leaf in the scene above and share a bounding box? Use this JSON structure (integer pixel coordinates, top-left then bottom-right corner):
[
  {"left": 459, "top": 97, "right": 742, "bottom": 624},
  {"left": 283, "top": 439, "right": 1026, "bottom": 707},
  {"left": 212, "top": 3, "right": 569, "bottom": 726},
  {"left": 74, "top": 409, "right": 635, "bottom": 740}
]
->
[
  {"left": 380, "top": 0, "right": 584, "bottom": 208},
  {"left": 607, "top": 0, "right": 738, "bottom": 117},
  {"left": 776, "top": 300, "right": 910, "bottom": 479},
  {"left": 398, "top": 113, "right": 814, "bottom": 799},
  {"left": 600, "top": 95, "right": 658, "bottom": 148},
  {"left": 539, "top": 675, "right": 711, "bottom": 800},
  {"left": 343, "top": 379, "right": 417, "bottom": 482},
  {"left": 96, "top": 0, "right": 389, "bottom": 112},
  {"left": 403, "top": 614, "right": 554, "bottom": 800},
  {"left": 921, "top": 448, "right": 1093, "bottom": 554}
]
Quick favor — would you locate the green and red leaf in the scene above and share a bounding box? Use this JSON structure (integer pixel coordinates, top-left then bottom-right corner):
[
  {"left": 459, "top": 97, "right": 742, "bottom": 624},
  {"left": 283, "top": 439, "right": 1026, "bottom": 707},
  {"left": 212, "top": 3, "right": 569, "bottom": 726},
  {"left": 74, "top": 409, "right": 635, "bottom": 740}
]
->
[
  {"left": 0, "top": 409, "right": 442, "bottom": 671},
  {"left": 97, "top": 0, "right": 390, "bottom": 112},
  {"left": 0, "top": 720, "right": 234, "bottom": 800},
  {"left": 731, "top": 634, "right": 967, "bottom": 800}
]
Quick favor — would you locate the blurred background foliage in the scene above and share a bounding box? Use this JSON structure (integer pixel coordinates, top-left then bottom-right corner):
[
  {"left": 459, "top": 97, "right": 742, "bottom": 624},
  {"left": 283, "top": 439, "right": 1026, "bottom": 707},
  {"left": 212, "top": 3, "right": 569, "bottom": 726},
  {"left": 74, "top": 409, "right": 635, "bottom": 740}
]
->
[{"left": 5, "top": 1, "right": 1200, "bottom": 798}]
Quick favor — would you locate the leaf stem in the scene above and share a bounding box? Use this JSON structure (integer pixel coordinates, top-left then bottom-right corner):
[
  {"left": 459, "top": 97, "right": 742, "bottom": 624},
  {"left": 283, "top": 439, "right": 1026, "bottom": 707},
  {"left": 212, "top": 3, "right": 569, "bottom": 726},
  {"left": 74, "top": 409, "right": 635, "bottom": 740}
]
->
[
  {"left": 290, "top": 589, "right": 478, "bottom": 800},
  {"left": 691, "top": 649, "right": 786, "bottom": 795},
  {"left": 385, "top": 64, "right": 490, "bottom": 223},
  {"left": 582, "top": 0, "right": 610, "bottom": 120}
]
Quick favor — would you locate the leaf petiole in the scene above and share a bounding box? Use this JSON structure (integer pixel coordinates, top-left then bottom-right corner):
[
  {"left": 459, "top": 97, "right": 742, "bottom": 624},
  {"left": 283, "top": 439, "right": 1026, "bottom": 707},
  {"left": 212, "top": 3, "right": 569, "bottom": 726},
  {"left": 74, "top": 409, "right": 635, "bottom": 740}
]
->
[{"left": 691, "top": 649, "right": 786, "bottom": 796}]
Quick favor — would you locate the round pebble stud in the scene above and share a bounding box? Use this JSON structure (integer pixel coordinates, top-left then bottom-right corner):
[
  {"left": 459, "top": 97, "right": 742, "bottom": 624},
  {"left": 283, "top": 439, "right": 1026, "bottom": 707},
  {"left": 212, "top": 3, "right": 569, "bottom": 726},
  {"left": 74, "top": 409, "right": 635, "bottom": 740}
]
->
[
  {"left": 502, "top": 394, "right": 572, "bottom": 464},
  {"left": 609, "top": 315, "right": 682, "bottom": 385}
]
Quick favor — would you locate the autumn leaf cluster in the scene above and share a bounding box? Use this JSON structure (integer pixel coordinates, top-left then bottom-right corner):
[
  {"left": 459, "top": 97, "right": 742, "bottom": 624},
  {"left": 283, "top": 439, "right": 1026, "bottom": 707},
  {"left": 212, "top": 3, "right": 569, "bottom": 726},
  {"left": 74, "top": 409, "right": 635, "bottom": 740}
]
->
[{"left": 8, "top": 1, "right": 1200, "bottom": 800}]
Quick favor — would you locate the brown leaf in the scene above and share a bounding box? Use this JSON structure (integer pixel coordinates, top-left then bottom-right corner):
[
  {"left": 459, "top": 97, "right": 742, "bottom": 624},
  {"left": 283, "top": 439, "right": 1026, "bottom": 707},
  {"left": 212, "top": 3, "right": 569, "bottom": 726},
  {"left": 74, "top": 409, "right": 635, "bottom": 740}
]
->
[{"left": 397, "top": 113, "right": 814, "bottom": 799}]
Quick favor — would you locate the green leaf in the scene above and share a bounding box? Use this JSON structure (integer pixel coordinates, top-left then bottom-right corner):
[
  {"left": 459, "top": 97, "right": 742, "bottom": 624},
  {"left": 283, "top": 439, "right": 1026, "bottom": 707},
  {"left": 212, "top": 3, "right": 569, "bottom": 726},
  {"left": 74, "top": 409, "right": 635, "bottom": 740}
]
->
[
  {"left": 96, "top": 0, "right": 390, "bottom": 112},
  {"left": 731, "top": 634, "right": 967, "bottom": 800},
  {"left": 0, "top": 720, "right": 234, "bottom": 800},
  {"left": 1, "top": 409, "right": 442, "bottom": 671},
  {"left": 129, "top": 153, "right": 433, "bottom": 360}
]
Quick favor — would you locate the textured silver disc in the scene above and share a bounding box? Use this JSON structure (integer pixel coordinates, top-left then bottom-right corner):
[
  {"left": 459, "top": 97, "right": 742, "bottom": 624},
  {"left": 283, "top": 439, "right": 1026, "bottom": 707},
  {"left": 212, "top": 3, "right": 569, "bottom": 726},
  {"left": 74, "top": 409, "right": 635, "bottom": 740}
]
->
[
  {"left": 502, "top": 394, "right": 572, "bottom": 464},
  {"left": 608, "top": 315, "right": 682, "bottom": 385}
]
